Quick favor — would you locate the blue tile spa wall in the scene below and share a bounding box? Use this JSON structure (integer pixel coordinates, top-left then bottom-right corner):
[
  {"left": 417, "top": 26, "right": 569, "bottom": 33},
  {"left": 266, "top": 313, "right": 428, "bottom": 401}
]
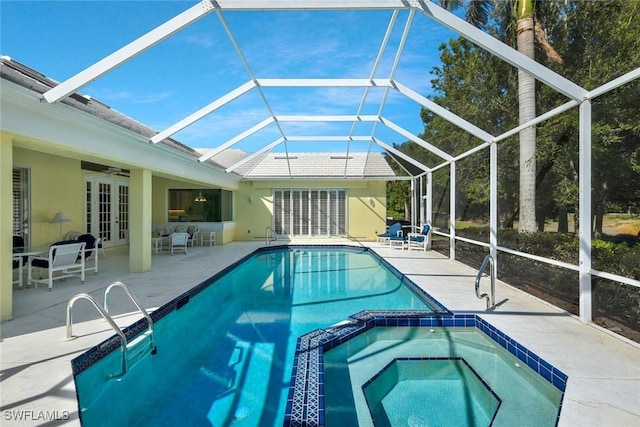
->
[{"left": 284, "top": 311, "right": 568, "bottom": 427}]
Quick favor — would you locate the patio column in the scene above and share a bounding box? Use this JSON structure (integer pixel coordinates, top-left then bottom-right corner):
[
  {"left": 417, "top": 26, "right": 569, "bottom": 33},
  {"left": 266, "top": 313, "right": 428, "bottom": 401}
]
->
[
  {"left": 490, "top": 141, "right": 498, "bottom": 271},
  {"left": 426, "top": 172, "right": 432, "bottom": 226},
  {"left": 578, "top": 100, "right": 592, "bottom": 323},
  {"left": 449, "top": 161, "right": 456, "bottom": 260},
  {"left": 0, "top": 137, "right": 13, "bottom": 320},
  {"left": 129, "top": 168, "right": 152, "bottom": 273}
]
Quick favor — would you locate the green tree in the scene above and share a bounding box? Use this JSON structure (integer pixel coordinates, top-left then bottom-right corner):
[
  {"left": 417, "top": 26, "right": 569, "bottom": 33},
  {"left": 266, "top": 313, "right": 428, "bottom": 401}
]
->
[{"left": 441, "top": 0, "right": 567, "bottom": 233}]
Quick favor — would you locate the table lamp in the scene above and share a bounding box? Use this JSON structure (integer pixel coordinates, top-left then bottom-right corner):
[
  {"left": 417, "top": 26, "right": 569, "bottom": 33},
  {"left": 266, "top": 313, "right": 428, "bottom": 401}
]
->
[{"left": 51, "top": 212, "right": 71, "bottom": 240}]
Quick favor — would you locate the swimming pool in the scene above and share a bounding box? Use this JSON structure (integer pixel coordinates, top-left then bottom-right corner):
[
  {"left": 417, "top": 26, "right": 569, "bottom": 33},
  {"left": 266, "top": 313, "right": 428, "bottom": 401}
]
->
[{"left": 73, "top": 246, "right": 445, "bottom": 426}]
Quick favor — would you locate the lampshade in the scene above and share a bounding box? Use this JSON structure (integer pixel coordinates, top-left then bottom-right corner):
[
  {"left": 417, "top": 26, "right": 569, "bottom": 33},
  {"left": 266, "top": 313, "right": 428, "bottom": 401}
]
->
[{"left": 51, "top": 212, "right": 71, "bottom": 223}]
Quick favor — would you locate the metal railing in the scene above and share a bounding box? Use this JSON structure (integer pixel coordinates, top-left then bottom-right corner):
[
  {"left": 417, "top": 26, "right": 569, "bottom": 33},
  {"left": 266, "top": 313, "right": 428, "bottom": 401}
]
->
[
  {"left": 266, "top": 226, "right": 278, "bottom": 245},
  {"left": 66, "top": 293, "right": 129, "bottom": 377},
  {"left": 475, "top": 255, "right": 495, "bottom": 310},
  {"left": 105, "top": 281, "right": 154, "bottom": 339},
  {"left": 66, "top": 281, "right": 156, "bottom": 378}
]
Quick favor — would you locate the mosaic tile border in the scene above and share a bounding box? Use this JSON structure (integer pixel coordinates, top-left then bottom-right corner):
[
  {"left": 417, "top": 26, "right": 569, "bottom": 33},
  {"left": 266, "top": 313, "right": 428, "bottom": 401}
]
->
[
  {"left": 71, "top": 245, "right": 446, "bottom": 374},
  {"left": 284, "top": 311, "right": 568, "bottom": 427}
]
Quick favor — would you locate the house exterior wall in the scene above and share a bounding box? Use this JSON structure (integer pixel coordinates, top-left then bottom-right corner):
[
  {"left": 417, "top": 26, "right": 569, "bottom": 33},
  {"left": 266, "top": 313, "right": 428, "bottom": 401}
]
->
[
  {"left": 13, "top": 146, "right": 84, "bottom": 246},
  {"left": 234, "top": 180, "right": 387, "bottom": 241}
]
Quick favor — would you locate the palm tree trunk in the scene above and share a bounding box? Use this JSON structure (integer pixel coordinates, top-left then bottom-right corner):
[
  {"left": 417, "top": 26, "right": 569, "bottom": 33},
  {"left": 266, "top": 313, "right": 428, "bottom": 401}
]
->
[{"left": 517, "top": 3, "right": 537, "bottom": 233}]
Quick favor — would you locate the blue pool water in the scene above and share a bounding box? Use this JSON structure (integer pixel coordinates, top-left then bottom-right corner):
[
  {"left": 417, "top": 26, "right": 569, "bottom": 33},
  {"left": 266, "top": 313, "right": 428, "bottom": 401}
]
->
[{"left": 74, "top": 247, "right": 440, "bottom": 426}]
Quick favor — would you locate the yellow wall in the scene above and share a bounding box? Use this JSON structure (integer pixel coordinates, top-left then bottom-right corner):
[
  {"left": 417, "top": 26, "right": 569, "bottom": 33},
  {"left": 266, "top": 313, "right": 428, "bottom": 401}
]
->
[
  {"left": 13, "top": 147, "right": 84, "bottom": 246},
  {"left": 347, "top": 181, "right": 388, "bottom": 240},
  {"left": 235, "top": 182, "right": 275, "bottom": 241},
  {"left": 1, "top": 135, "right": 13, "bottom": 320},
  {"left": 151, "top": 177, "right": 172, "bottom": 224},
  {"left": 234, "top": 180, "right": 387, "bottom": 241}
]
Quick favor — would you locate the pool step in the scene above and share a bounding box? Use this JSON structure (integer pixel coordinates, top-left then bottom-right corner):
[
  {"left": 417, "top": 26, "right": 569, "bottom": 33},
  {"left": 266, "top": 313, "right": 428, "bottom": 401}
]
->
[{"left": 126, "top": 330, "right": 156, "bottom": 368}]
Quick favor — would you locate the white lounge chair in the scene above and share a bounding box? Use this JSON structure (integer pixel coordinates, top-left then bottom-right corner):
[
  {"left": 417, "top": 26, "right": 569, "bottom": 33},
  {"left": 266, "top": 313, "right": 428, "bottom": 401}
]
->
[{"left": 28, "top": 241, "right": 86, "bottom": 291}]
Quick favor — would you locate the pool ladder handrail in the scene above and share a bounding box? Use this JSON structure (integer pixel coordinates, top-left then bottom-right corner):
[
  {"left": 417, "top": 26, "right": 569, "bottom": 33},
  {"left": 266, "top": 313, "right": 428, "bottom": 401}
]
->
[
  {"left": 475, "top": 255, "right": 495, "bottom": 310},
  {"left": 66, "top": 281, "right": 156, "bottom": 379},
  {"left": 266, "top": 226, "right": 278, "bottom": 245},
  {"left": 104, "top": 281, "right": 154, "bottom": 338}
]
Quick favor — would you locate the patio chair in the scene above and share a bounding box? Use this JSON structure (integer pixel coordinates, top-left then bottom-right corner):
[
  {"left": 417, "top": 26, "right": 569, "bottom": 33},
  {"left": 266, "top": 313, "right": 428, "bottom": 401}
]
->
[
  {"left": 28, "top": 241, "right": 86, "bottom": 291},
  {"left": 377, "top": 222, "right": 403, "bottom": 244},
  {"left": 186, "top": 225, "right": 200, "bottom": 247},
  {"left": 68, "top": 230, "right": 106, "bottom": 257},
  {"left": 12, "top": 255, "right": 23, "bottom": 288},
  {"left": 170, "top": 232, "right": 189, "bottom": 255},
  {"left": 407, "top": 224, "right": 432, "bottom": 251},
  {"left": 12, "top": 235, "right": 26, "bottom": 288},
  {"left": 77, "top": 234, "right": 101, "bottom": 274}
]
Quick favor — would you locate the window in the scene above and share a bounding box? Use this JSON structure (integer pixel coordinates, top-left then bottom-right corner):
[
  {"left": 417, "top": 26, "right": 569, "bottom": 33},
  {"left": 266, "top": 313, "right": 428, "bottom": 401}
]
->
[
  {"left": 274, "top": 189, "right": 347, "bottom": 237},
  {"left": 168, "top": 189, "right": 232, "bottom": 222},
  {"left": 13, "top": 168, "right": 30, "bottom": 240}
]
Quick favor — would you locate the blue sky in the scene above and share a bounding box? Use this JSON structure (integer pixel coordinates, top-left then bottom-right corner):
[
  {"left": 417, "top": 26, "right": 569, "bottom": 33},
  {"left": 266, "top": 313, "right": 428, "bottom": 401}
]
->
[{"left": 1, "top": 0, "right": 463, "bottom": 153}]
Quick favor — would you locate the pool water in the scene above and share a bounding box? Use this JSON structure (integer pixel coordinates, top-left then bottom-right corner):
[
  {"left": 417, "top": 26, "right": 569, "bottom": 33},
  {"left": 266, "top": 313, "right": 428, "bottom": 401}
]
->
[
  {"left": 322, "top": 327, "right": 564, "bottom": 426},
  {"left": 74, "top": 247, "right": 438, "bottom": 426},
  {"left": 363, "top": 358, "right": 501, "bottom": 427}
]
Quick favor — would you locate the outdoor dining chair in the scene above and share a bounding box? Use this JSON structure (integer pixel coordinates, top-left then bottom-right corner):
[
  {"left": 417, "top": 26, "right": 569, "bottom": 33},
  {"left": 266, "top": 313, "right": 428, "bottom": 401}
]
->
[{"left": 170, "top": 232, "right": 189, "bottom": 255}]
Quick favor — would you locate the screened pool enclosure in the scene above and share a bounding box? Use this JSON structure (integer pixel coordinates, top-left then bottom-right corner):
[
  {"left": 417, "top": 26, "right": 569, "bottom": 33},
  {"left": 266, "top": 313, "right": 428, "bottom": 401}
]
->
[{"left": 37, "top": 1, "right": 640, "bottom": 339}]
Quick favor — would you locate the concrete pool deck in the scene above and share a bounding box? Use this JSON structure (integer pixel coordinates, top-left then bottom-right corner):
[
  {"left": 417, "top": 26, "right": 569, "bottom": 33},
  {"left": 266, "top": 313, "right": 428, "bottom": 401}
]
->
[{"left": 1, "top": 242, "right": 639, "bottom": 426}]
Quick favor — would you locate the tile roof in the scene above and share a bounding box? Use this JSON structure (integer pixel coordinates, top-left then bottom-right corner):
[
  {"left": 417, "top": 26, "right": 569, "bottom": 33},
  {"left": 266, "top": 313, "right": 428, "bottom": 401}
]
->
[{"left": 203, "top": 150, "right": 396, "bottom": 179}]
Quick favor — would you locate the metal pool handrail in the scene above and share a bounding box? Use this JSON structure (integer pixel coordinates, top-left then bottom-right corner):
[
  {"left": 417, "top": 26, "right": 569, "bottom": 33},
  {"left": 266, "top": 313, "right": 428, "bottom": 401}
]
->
[
  {"left": 67, "top": 282, "right": 156, "bottom": 379},
  {"left": 266, "top": 226, "right": 278, "bottom": 245},
  {"left": 475, "top": 255, "right": 495, "bottom": 310},
  {"left": 66, "top": 293, "right": 128, "bottom": 377},
  {"left": 104, "top": 281, "right": 154, "bottom": 337}
]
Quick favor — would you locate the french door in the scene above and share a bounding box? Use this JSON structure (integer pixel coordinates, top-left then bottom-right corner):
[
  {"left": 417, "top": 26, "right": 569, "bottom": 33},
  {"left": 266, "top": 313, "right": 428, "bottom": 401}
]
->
[
  {"left": 84, "top": 176, "right": 129, "bottom": 247},
  {"left": 274, "top": 189, "right": 347, "bottom": 237}
]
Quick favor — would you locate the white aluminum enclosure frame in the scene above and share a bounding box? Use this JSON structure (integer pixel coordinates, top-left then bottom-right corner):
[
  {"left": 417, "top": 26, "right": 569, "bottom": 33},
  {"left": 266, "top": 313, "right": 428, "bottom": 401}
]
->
[{"left": 39, "top": 0, "right": 640, "bottom": 325}]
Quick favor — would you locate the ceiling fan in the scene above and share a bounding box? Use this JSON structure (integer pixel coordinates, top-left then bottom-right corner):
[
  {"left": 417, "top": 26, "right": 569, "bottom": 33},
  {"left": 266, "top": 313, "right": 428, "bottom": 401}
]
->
[{"left": 104, "top": 167, "right": 130, "bottom": 177}]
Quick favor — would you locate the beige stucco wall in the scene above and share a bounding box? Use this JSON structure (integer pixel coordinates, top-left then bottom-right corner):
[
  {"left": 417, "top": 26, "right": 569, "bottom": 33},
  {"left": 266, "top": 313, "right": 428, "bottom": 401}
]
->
[
  {"left": 235, "top": 181, "right": 275, "bottom": 241},
  {"left": 2, "top": 145, "right": 83, "bottom": 320},
  {"left": 13, "top": 147, "right": 84, "bottom": 246},
  {"left": 347, "top": 181, "right": 388, "bottom": 240}
]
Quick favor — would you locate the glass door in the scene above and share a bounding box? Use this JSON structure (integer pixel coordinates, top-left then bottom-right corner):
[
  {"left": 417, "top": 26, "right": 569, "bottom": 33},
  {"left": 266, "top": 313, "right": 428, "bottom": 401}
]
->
[{"left": 85, "top": 176, "right": 129, "bottom": 247}]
